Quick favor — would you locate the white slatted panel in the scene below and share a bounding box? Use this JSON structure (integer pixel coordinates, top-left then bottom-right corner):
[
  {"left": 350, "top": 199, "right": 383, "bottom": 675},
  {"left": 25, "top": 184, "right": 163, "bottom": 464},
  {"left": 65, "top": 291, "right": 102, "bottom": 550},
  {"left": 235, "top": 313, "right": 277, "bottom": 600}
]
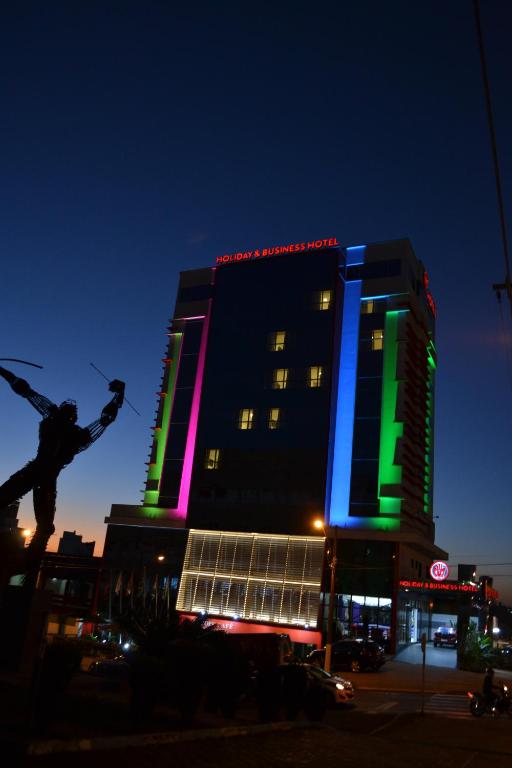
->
[{"left": 176, "top": 529, "right": 325, "bottom": 628}]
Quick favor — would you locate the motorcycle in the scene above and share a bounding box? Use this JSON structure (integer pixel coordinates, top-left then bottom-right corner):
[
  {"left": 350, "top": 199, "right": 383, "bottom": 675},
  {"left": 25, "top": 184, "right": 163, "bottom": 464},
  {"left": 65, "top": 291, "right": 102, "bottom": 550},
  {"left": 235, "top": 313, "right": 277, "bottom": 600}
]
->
[{"left": 467, "top": 684, "right": 511, "bottom": 717}]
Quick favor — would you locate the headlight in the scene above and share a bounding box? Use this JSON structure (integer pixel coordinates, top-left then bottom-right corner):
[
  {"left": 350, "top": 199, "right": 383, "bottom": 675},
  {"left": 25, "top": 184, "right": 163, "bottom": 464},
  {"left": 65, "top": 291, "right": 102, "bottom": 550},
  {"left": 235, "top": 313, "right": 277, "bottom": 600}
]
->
[
  {"left": 504, "top": 686, "right": 508, "bottom": 692},
  {"left": 335, "top": 683, "right": 345, "bottom": 690}
]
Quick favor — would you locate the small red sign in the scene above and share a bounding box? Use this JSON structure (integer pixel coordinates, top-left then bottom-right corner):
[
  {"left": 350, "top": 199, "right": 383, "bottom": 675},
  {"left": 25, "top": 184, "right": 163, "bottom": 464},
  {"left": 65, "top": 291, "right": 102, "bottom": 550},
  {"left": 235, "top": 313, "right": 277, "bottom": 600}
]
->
[
  {"left": 423, "top": 271, "right": 437, "bottom": 317},
  {"left": 430, "top": 561, "right": 450, "bottom": 581}
]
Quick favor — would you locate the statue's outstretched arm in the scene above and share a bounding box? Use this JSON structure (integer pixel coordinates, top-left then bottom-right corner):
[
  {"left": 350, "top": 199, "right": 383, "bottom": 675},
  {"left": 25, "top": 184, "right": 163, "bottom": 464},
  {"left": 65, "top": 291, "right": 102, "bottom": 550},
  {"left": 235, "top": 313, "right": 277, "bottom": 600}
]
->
[
  {"left": 80, "top": 379, "right": 125, "bottom": 451},
  {"left": 0, "top": 365, "right": 56, "bottom": 417}
]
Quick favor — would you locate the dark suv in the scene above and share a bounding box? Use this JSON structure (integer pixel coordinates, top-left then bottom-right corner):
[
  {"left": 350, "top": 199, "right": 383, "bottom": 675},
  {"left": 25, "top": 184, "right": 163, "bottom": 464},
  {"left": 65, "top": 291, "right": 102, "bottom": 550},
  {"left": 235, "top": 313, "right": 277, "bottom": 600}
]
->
[
  {"left": 433, "top": 627, "right": 457, "bottom": 648},
  {"left": 307, "top": 639, "right": 385, "bottom": 673}
]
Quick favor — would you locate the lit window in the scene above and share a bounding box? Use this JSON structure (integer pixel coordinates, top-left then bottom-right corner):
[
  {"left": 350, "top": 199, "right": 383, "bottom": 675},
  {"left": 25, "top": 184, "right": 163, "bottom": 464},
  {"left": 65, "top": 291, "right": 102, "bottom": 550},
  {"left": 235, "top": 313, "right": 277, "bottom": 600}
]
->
[
  {"left": 205, "top": 449, "right": 221, "bottom": 470},
  {"left": 361, "top": 300, "right": 374, "bottom": 314},
  {"left": 269, "top": 330, "right": 286, "bottom": 352},
  {"left": 308, "top": 366, "right": 324, "bottom": 388},
  {"left": 268, "top": 408, "right": 280, "bottom": 430},
  {"left": 314, "top": 290, "right": 332, "bottom": 310},
  {"left": 371, "top": 330, "right": 384, "bottom": 351},
  {"left": 238, "top": 408, "right": 255, "bottom": 430},
  {"left": 272, "top": 369, "right": 288, "bottom": 390}
]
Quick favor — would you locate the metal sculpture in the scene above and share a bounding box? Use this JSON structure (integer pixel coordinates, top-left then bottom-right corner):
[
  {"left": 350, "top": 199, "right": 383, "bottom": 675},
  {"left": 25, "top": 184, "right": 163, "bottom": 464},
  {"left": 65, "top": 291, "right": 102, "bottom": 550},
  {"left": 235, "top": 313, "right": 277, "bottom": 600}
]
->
[{"left": 0, "top": 364, "right": 125, "bottom": 571}]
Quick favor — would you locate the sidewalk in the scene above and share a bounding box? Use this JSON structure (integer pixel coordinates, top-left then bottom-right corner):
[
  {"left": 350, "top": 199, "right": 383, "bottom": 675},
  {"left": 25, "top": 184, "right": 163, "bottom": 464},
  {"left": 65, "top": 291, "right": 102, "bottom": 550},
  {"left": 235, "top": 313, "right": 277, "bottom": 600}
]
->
[
  {"left": 19, "top": 715, "right": 512, "bottom": 767},
  {"left": 353, "top": 657, "right": 512, "bottom": 694}
]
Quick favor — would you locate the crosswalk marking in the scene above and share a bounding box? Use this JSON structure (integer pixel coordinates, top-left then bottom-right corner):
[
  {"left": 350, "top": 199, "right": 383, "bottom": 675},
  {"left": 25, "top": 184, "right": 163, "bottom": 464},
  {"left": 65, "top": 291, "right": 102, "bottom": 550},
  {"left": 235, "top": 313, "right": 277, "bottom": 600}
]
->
[
  {"left": 367, "top": 701, "right": 398, "bottom": 713},
  {"left": 423, "top": 694, "right": 470, "bottom": 719}
]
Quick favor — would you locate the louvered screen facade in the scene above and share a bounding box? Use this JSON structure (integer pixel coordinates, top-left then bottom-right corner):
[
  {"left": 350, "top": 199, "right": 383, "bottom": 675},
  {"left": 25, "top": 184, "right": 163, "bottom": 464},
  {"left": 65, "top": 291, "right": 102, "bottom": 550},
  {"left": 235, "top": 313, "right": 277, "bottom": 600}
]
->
[{"left": 176, "top": 529, "right": 325, "bottom": 628}]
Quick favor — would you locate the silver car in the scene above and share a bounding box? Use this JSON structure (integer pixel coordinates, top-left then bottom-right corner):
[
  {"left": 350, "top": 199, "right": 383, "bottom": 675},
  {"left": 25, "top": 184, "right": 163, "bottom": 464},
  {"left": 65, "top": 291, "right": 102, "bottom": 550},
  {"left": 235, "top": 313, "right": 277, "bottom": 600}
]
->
[{"left": 303, "top": 663, "right": 355, "bottom": 705}]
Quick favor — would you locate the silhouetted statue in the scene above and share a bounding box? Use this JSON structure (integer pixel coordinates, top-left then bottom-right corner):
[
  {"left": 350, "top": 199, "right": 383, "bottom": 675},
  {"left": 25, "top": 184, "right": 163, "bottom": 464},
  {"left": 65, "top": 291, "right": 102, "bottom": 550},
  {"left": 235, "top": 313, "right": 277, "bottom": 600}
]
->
[{"left": 0, "top": 365, "right": 125, "bottom": 572}]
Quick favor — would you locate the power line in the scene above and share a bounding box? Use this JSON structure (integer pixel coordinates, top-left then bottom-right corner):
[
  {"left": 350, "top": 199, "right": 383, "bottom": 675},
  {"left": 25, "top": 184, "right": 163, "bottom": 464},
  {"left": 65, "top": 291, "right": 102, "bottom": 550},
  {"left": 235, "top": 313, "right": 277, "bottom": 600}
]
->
[{"left": 473, "top": 0, "right": 512, "bottom": 313}]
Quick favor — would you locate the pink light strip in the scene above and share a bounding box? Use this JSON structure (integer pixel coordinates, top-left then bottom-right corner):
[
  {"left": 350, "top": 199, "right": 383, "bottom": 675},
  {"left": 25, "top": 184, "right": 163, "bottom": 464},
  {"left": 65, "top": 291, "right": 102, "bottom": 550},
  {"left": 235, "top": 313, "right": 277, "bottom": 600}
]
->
[{"left": 172, "top": 301, "right": 212, "bottom": 519}]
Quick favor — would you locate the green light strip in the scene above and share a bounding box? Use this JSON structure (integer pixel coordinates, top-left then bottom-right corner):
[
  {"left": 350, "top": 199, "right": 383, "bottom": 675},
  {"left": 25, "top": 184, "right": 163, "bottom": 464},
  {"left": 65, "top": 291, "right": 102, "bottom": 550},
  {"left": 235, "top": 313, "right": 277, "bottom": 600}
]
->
[
  {"left": 377, "top": 310, "right": 406, "bottom": 516},
  {"left": 424, "top": 339, "right": 436, "bottom": 514},
  {"left": 143, "top": 332, "right": 183, "bottom": 508}
]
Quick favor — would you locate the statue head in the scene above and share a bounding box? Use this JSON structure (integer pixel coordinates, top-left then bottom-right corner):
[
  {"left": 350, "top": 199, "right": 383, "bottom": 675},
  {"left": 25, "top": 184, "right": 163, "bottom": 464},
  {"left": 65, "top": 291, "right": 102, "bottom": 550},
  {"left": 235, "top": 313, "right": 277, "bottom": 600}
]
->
[{"left": 59, "top": 400, "right": 78, "bottom": 423}]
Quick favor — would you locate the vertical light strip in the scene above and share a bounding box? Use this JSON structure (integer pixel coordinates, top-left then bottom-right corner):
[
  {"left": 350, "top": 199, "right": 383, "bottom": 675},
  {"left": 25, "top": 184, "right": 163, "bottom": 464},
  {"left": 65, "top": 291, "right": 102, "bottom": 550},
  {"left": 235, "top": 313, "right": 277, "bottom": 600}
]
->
[
  {"left": 424, "top": 340, "right": 436, "bottom": 515},
  {"left": 377, "top": 310, "right": 406, "bottom": 516},
  {"left": 175, "top": 300, "right": 212, "bottom": 519},
  {"left": 143, "top": 332, "right": 183, "bottom": 508},
  {"left": 328, "top": 246, "right": 365, "bottom": 525}
]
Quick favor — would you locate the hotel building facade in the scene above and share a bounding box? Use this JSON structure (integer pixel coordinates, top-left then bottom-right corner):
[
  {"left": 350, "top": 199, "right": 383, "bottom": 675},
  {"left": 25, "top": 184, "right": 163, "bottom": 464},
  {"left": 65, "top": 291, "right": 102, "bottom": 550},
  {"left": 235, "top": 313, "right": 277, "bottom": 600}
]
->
[{"left": 104, "top": 237, "right": 450, "bottom": 651}]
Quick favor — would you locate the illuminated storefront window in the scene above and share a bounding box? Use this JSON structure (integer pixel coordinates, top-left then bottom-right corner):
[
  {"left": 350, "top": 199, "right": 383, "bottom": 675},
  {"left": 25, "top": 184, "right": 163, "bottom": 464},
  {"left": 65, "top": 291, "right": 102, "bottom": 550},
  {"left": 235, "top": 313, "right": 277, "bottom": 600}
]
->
[
  {"left": 335, "top": 594, "right": 392, "bottom": 644},
  {"left": 177, "top": 529, "right": 325, "bottom": 628}
]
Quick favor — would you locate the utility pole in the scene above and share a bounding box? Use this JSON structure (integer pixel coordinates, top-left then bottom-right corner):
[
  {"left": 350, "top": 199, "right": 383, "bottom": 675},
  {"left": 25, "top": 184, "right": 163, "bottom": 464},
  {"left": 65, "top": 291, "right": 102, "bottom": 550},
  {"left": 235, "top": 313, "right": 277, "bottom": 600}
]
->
[{"left": 324, "top": 527, "right": 338, "bottom": 674}]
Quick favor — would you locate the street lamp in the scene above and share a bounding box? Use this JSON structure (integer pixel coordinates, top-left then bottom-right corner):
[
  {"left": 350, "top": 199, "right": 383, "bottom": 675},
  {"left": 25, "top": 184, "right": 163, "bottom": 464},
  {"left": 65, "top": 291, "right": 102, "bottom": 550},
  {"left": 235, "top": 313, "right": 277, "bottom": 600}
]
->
[{"left": 313, "top": 518, "right": 338, "bottom": 674}]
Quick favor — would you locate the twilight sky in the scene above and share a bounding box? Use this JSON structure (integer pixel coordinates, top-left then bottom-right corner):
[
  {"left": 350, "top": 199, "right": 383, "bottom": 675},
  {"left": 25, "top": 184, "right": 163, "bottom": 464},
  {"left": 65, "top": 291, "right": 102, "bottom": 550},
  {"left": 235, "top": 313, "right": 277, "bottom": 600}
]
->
[{"left": 1, "top": 1, "right": 512, "bottom": 601}]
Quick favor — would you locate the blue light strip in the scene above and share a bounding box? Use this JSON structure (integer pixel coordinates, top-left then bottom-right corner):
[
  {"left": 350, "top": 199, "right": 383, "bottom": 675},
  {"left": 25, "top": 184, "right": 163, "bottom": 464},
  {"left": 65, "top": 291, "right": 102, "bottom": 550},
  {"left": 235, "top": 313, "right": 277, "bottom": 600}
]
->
[
  {"left": 361, "top": 292, "right": 405, "bottom": 301},
  {"left": 327, "top": 246, "right": 365, "bottom": 525},
  {"left": 346, "top": 245, "right": 366, "bottom": 266}
]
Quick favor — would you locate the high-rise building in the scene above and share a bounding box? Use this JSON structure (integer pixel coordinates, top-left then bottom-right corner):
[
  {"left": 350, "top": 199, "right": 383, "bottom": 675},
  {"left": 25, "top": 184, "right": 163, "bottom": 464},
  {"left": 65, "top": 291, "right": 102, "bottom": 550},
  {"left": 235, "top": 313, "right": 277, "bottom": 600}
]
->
[{"left": 105, "top": 237, "right": 448, "bottom": 650}]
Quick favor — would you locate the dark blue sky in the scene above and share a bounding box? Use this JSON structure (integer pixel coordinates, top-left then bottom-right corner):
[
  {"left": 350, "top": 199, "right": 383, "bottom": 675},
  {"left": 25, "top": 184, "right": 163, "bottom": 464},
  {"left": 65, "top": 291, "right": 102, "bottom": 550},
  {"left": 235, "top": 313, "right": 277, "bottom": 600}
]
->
[{"left": 1, "top": 1, "right": 511, "bottom": 600}]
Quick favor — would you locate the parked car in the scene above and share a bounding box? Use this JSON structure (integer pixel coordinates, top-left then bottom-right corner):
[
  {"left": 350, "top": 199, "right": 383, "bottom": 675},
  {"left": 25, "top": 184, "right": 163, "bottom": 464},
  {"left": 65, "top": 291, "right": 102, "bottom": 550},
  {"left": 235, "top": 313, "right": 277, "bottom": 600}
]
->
[
  {"left": 302, "top": 663, "right": 355, "bottom": 705},
  {"left": 433, "top": 627, "right": 457, "bottom": 648},
  {"left": 495, "top": 645, "right": 512, "bottom": 670},
  {"left": 307, "top": 639, "right": 385, "bottom": 673},
  {"left": 88, "top": 655, "right": 130, "bottom": 678}
]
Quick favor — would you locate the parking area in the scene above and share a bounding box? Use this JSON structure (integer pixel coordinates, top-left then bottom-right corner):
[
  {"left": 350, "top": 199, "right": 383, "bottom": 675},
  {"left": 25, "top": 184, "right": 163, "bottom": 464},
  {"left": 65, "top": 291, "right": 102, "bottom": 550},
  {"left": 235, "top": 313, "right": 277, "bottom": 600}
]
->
[{"left": 395, "top": 643, "right": 457, "bottom": 668}]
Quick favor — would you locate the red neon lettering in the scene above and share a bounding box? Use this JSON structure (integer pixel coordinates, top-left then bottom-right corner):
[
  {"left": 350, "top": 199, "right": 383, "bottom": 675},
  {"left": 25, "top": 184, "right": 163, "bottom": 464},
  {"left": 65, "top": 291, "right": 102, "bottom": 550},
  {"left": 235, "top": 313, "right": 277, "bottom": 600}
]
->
[{"left": 216, "top": 238, "right": 340, "bottom": 265}]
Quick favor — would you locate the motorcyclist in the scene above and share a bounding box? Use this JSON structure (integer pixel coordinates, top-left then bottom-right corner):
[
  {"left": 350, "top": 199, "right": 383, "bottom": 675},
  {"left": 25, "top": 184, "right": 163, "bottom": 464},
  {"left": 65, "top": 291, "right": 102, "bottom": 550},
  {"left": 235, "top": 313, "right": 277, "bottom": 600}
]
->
[{"left": 482, "top": 667, "right": 502, "bottom": 712}]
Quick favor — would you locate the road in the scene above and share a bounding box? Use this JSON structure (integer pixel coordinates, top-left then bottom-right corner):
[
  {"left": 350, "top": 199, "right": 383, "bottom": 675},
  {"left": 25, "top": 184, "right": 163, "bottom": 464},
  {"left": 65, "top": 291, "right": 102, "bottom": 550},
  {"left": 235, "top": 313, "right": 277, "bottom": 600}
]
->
[{"left": 331, "top": 689, "right": 471, "bottom": 719}]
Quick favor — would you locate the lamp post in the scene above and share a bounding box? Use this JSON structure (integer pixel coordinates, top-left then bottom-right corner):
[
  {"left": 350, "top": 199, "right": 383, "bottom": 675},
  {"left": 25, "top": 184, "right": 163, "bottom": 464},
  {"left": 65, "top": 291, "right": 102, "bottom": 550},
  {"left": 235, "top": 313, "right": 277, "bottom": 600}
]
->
[{"left": 314, "top": 519, "right": 338, "bottom": 674}]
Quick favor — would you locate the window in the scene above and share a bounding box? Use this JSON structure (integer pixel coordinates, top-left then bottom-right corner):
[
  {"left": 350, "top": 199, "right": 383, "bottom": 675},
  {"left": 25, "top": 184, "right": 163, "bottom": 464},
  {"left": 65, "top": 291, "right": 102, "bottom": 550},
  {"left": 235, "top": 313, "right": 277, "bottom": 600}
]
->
[
  {"left": 314, "top": 290, "right": 332, "bottom": 310},
  {"left": 268, "top": 408, "right": 281, "bottom": 430},
  {"left": 307, "top": 366, "right": 324, "bottom": 388},
  {"left": 272, "top": 368, "right": 288, "bottom": 390},
  {"left": 361, "top": 300, "right": 374, "bottom": 314},
  {"left": 269, "top": 331, "right": 286, "bottom": 352},
  {"left": 238, "top": 408, "right": 255, "bottom": 430},
  {"left": 371, "top": 330, "right": 384, "bottom": 351},
  {"left": 204, "top": 448, "right": 221, "bottom": 470}
]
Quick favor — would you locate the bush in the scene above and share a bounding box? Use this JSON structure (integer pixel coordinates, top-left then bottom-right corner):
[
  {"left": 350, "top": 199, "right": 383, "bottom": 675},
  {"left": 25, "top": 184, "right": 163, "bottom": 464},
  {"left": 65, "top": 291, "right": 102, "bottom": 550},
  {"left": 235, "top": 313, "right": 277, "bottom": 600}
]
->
[{"left": 458, "top": 624, "right": 493, "bottom": 672}]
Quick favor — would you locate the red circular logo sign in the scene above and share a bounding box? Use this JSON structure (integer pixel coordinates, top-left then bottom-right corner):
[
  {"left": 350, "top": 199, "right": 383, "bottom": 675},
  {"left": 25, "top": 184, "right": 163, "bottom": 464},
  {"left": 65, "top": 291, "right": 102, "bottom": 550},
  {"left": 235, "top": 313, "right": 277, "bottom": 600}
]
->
[{"left": 430, "top": 561, "right": 449, "bottom": 581}]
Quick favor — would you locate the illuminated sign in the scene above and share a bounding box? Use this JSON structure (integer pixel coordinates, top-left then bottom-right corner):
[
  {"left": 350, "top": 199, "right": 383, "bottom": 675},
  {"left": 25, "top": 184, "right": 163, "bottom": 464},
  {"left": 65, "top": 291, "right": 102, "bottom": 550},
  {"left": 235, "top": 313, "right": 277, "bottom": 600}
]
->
[
  {"left": 423, "top": 271, "right": 437, "bottom": 317},
  {"left": 178, "top": 613, "right": 322, "bottom": 646},
  {"left": 400, "top": 580, "right": 478, "bottom": 593},
  {"left": 430, "top": 561, "right": 449, "bottom": 581},
  {"left": 216, "top": 237, "right": 340, "bottom": 265}
]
